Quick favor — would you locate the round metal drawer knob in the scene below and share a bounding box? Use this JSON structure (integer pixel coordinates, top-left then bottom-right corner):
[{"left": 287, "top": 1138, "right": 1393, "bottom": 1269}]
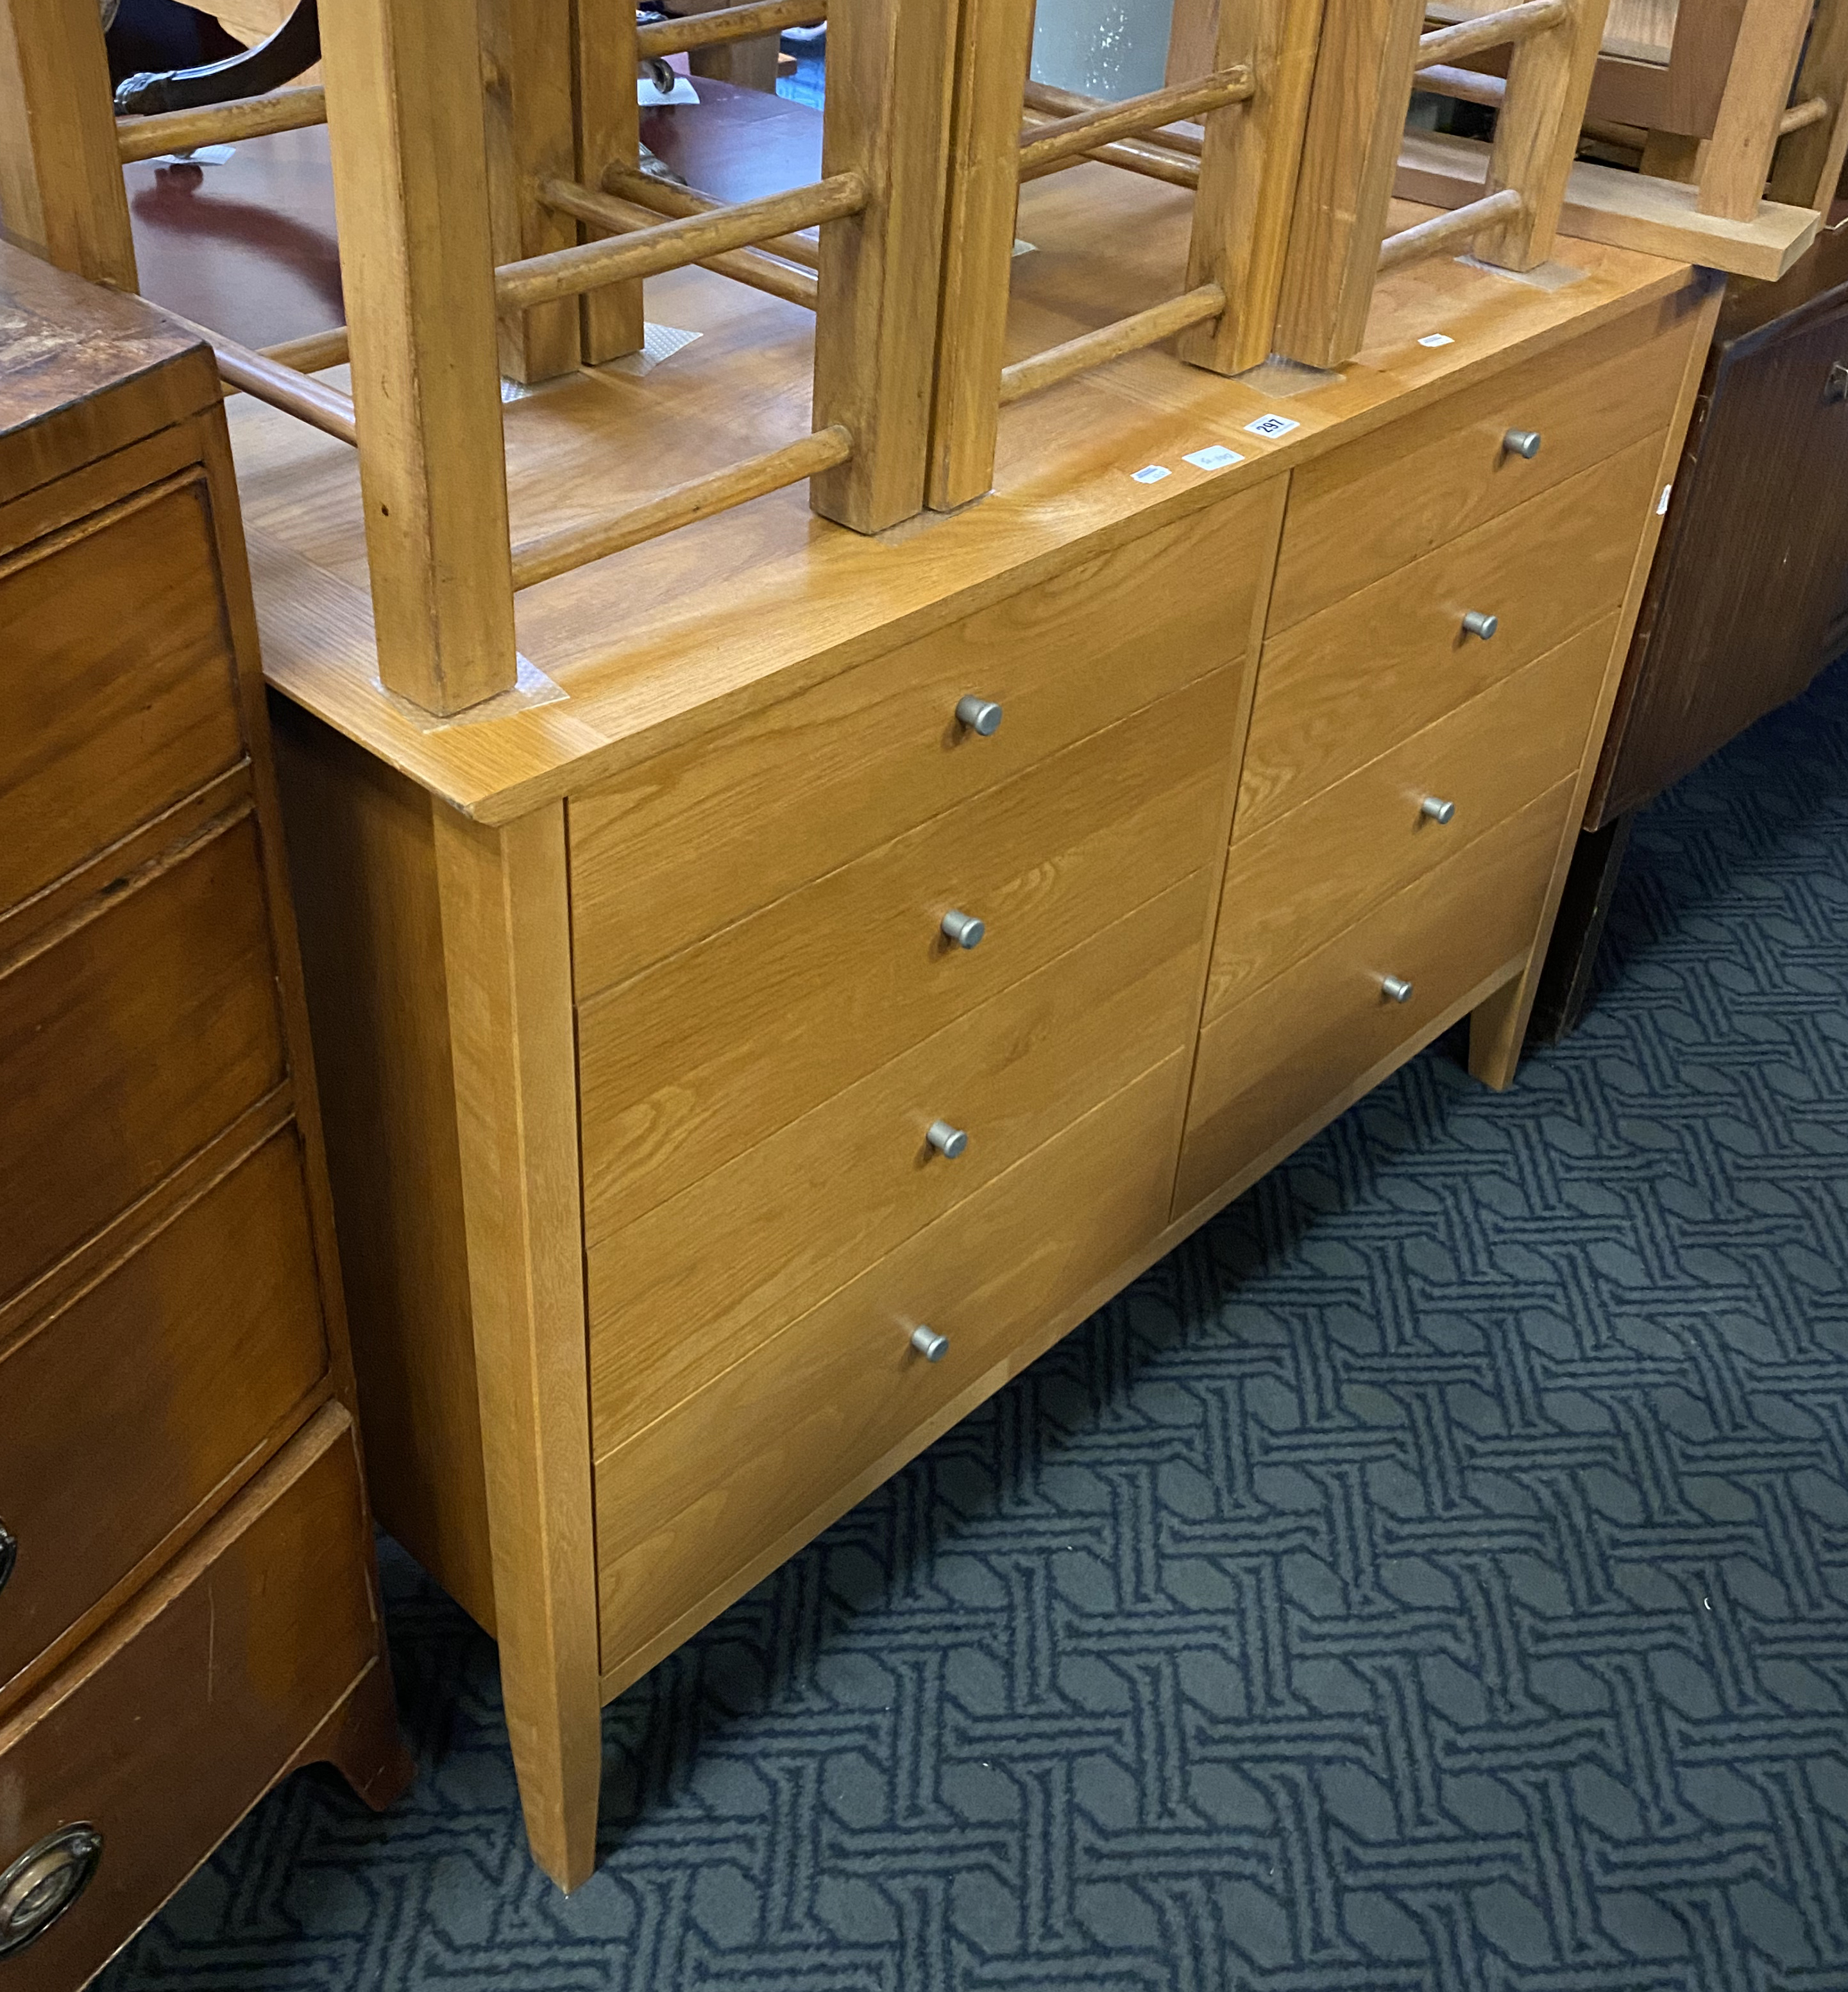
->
[
  {"left": 926, "top": 1119, "right": 968, "bottom": 1159},
  {"left": 955, "top": 695, "right": 1004, "bottom": 736},
  {"left": 910, "top": 1324, "right": 949, "bottom": 1362},
  {"left": 1420, "top": 795, "right": 1456, "bottom": 824},
  {"left": 1502, "top": 428, "right": 1542, "bottom": 459},
  {"left": 1461, "top": 610, "right": 1499, "bottom": 641},
  {"left": 0, "top": 1520, "right": 14, "bottom": 1596},
  {"left": 0, "top": 1825, "right": 103, "bottom": 1959},
  {"left": 940, "top": 908, "right": 985, "bottom": 949},
  {"left": 1381, "top": 974, "right": 1415, "bottom": 1004}
]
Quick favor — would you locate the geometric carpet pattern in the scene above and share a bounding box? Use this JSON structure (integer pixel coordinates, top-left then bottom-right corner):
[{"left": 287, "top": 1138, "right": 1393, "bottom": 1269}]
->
[{"left": 99, "top": 656, "right": 1848, "bottom": 1991}]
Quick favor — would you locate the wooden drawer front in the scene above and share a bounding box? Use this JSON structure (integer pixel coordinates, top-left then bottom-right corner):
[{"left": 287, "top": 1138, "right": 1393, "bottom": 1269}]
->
[
  {"left": 594, "top": 1052, "right": 1186, "bottom": 1679},
  {"left": 1206, "top": 616, "right": 1613, "bottom": 1018},
  {"left": 0, "top": 1129, "right": 328, "bottom": 1698},
  {"left": 568, "top": 477, "right": 1282, "bottom": 995},
  {"left": 0, "top": 817, "right": 287, "bottom": 1305},
  {"left": 0, "top": 475, "right": 246, "bottom": 917},
  {"left": 579, "top": 667, "right": 1237, "bottom": 1231},
  {"left": 587, "top": 872, "right": 1208, "bottom": 1457},
  {"left": 1176, "top": 781, "right": 1573, "bottom": 1216},
  {"left": 1239, "top": 434, "right": 1658, "bottom": 835},
  {"left": 0, "top": 1407, "right": 378, "bottom": 1992},
  {"left": 1271, "top": 294, "right": 1692, "bottom": 630}
]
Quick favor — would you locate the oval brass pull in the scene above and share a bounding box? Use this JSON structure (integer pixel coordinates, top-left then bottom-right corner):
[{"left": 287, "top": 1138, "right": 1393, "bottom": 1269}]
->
[{"left": 0, "top": 1826, "right": 103, "bottom": 1958}]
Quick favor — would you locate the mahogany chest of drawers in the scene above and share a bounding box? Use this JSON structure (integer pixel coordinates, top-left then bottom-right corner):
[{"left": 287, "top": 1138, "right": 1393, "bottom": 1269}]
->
[{"left": 0, "top": 243, "right": 409, "bottom": 1988}]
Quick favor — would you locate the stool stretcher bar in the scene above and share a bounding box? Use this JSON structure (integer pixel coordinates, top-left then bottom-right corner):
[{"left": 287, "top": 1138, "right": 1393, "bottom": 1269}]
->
[
  {"left": 542, "top": 178, "right": 818, "bottom": 308},
  {"left": 996, "top": 284, "right": 1226, "bottom": 407},
  {"left": 598, "top": 165, "right": 822, "bottom": 270},
  {"left": 1022, "top": 78, "right": 1206, "bottom": 156},
  {"left": 115, "top": 83, "right": 327, "bottom": 161},
  {"left": 1377, "top": 185, "right": 1522, "bottom": 269},
  {"left": 1415, "top": 1, "right": 1568, "bottom": 71},
  {"left": 158, "top": 305, "right": 359, "bottom": 443},
  {"left": 636, "top": 0, "right": 825, "bottom": 58},
  {"left": 1015, "top": 69, "right": 1254, "bottom": 174}
]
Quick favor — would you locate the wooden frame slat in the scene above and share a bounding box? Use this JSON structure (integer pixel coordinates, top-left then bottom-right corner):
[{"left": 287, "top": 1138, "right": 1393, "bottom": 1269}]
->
[
  {"left": 572, "top": 0, "right": 644, "bottom": 362},
  {"left": 115, "top": 85, "right": 328, "bottom": 163},
  {"left": 1014, "top": 69, "right": 1255, "bottom": 173},
  {"left": 636, "top": 0, "right": 826, "bottom": 56},
  {"left": 540, "top": 178, "right": 820, "bottom": 307}
]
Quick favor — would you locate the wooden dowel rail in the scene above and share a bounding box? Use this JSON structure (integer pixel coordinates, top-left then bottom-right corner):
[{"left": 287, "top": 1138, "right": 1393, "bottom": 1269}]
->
[
  {"left": 1414, "top": 0, "right": 1569, "bottom": 71},
  {"left": 156, "top": 306, "right": 358, "bottom": 443},
  {"left": 636, "top": 0, "right": 825, "bottom": 57},
  {"left": 509, "top": 425, "right": 852, "bottom": 588},
  {"left": 499, "top": 173, "right": 865, "bottom": 309},
  {"left": 1021, "top": 78, "right": 1205, "bottom": 156},
  {"left": 1416, "top": 63, "right": 1505, "bottom": 108},
  {"left": 1015, "top": 69, "right": 1253, "bottom": 175},
  {"left": 1780, "top": 96, "right": 1831, "bottom": 137},
  {"left": 997, "top": 283, "right": 1225, "bottom": 407},
  {"left": 598, "top": 164, "right": 822, "bottom": 267},
  {"left": 540, "top": 178, "right": 818, "bottom": 307},
  {"left": 1017, "top": 119, "right": 1203, "bottom": 189},
  {"left": 1377, "top": 186, "right": 1523, "bottom": 271},
  {"left": 261, "top": 326, "right": 352, "bottom": 372},
  {"left": 115, "top": 85, "right": 327, "bottom": 163}
]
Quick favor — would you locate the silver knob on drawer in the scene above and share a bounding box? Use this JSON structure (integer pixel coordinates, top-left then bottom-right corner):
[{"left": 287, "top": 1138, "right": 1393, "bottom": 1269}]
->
[
  {"left": 1381, "top": 974, "right": 1414, "bottom": 1004},
  {"left": 1461, "top": 610, "right": 1499, "bottom": 641},
  {"left": 910, "top": 1324, "right": 949, "bottom": 1362},
  {"left": 1420, "top": 795, "right": 1456, "bottom": 824},
  {"left": 1502, "top": 428, "right": 1542, "bottom": 459},
  {"left": 0, "top": 1825, "right": 103, "bottom": 1959},
  {"left": 940, "top": 908, "right": 985, "bottom": 949},
  {"left": 0, "top": 1520, "right": 13, "bottom": 1596},
  {"left": 926, "top": 1119, "right": 968, "bottom": 1159},
  {"left": 955, "top": 694, "right": 1004, "bottom": 736}
]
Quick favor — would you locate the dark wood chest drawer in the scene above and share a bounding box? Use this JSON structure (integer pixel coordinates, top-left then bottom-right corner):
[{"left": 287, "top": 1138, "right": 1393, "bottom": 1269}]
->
[
  {"left": 0, "top": 1408, "right": 381, "bottom": 1989},
  {"left": 0, "top": 814, "right": 287, "bottom": 1306},
  {"left": 0, "top": 472, "right": 248, "bottom": 918},
  {"left": 0, "top": 1128, "right": 330, "bottom": 1698}
]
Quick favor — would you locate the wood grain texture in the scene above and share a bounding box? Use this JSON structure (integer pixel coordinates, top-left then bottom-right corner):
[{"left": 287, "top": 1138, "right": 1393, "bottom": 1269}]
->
[
  {"left": 809, "top": 0, "right": 958, "bottom": 531},
  {"left": 318, "top": 0, "right": 518, "bottom": 713},
  {"left": 1268, "top": 288, "right": 1693, "bottom": 628},
  {"left": 0, "top": 473, "right": 246, "bottom": 915},
  {"left": 573, "top": 0, "right": 645, "bottom": 361},
  {"left": 1178, "top": 778, "right": 1572, "bottom": 1211},
  {"left": 432, "top": 804, "right": 600, "bottom": 1894},
  {"left": 1272, "top": 0, "right": 1425, "bottom": 366},
  {"left": 577, "top": 666, "right": 1240, "bottom": 1231},
  {"left": 269, "top": 700, "right": 497, "bottom": 1634},
  {"left": 1466, "top": 271, "right": 1721, "bottom": 1085},
  {"left": 593, "top": 1053, "right": 1188, "bottom": 1684},
  {"left": 1238, "top": 430, "right": 1662, "bottom": 832},
  {"left": 567, "top": 476, "right": 1285, "bottom": 990},
  {"left": 0, "top": 0, "right": 136, "bottom": 288},
  {"left": 586, "top": 872, "right": 1210, "bottom": 1455},
  {"left": 0, "top": 816, "right": 287, "bottom": 1306},
  {"left": 0, "top": 1408, "right": 381, "bottom": 1992},
  {"left": 1207, "top": 614, "right": 1612, "bottom": 1014},
  {"left": 0, "top": 1129, "right": 328, "bottom": 1699},
  {"left": 1695, "top": 0, "right": 1810, "bottom": 219}
]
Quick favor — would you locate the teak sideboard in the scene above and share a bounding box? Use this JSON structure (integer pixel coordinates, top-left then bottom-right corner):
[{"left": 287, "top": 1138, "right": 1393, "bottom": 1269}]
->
[{"left": 232, "top": 156, "right": 1720, "bottom": 1892}]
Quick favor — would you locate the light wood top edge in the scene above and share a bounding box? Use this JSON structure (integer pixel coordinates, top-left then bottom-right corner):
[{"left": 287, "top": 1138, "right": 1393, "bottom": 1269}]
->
[{"left": 244, "top": 216, "right": 1702, "bottom": 824}]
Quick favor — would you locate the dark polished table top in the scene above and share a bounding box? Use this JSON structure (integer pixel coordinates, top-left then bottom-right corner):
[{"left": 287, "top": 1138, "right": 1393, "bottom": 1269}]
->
[{"left": 127, "top": 76, "right": 821, "bottom": 351}]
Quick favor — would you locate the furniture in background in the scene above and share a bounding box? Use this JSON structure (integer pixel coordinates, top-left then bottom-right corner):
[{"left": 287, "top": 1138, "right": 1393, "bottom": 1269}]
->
[
  {"left": 1530, "top": 207, "right": 1848, "bottom": 1037},
  {"left": 0, "top": 240, "right": 409, "bottom": 1989}
]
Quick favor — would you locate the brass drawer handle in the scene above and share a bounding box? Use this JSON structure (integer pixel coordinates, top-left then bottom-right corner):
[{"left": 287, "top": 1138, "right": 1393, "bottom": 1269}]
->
[
  {"left": 1381, "top": 974, "right": 1414, "bottom": 1004},
  {"left": 0, "top": 1826, "right": 103, "bottom": 1959},
  {"left": 0, "top": 1520, "right": 13, "bottom": 1596},
  {"left": 1420, "top": 796, "right": 1456, "bottom": 824},
  {"left": 910, "top": 1324, "right": 949, "bottom": 1362},
  {"left": 1461, "top": 610, "right": 1499, "bottom": 641},
  {"left": 940, "top": 908, "right": 985, "bottom": 949},
  {"left": 1502, "top": 427, "right": 1542, "bottom": 459},
  {"left": 955, "top": 695, "right": 1004, "bottom": 736},
  {"left": 926, "top": 1119, "right": 968, "bottom": 1159}
]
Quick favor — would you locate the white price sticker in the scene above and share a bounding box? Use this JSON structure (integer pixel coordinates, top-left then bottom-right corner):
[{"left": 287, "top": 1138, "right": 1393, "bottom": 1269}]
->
[
  {"left": 1183, "top": 445, "right": 1244, "bottom": 471},
  {"left": 1244, "top": 413, "right": 1299, "bottom": 440},
  {"left": 1418, "top": 333, "right": 1454, "bottom": 349},
  {"left": 1130, "top": 464, "right": 1172, "bottom": 485}
]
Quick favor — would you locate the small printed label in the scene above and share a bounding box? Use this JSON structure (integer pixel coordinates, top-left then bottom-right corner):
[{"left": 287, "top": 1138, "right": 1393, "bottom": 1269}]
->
[
  {"left": 1657, "top": 484, "right": 1672, "bottom": 516},
  {"left": 1418, "top": 332, "right": 1455, "bottom": 349},
  {"left": 1130, "top": 464, "right": 1172, "bottom": 485},
  {"left": 1183, "top": 445, "right": 1244, "bottom": 471},
  {"left": 1244, "top": 412, "right": 1300, "bottom": 440}
]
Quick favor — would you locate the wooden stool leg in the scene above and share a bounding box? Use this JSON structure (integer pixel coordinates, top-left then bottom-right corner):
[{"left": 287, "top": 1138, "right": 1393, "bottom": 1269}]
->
[
  {"left": 481, "top": 0, "right": 582, "bottom": 382},
  {"left": 319, "top": 0, "right": 518, "bottom": 716},
  {"left": 1271, "top": 0, "right": 1424, "bottom": 369},
  {"left": 1697, "top": 0, "right": 1811, "bottom": 221},
  {"left": 926, "top": 0, "right": 1036, "bottom": 512},
  {"left": 811, "top": 0, "right": 960, "bottom": 533},
  {"left": 434, "top": 805, "right": 603, "bottom": 1893},
  {"left": 574, "top": 0, "right": 645, "bottom": 363},
  {"left": 1178, "top": 0, "right": 1327, "bottom": 376},
  {"left": 1769, "top": 0, "right": 1848, "bottom": 210},
  {"left": 0, "top": 0, "right": 137, "bottom": 289}
]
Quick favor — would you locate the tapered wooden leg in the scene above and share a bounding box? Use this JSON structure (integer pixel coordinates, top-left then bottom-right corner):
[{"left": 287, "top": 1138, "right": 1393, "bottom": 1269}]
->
[{"left": 434, "top": 804, "right": 603, "bottom": 1892}]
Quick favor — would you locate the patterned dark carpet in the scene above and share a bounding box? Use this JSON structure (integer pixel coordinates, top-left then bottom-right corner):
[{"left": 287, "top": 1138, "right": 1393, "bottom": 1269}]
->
[{"left": 101, "top": 657, "right": 1848, "bottom": 1991}]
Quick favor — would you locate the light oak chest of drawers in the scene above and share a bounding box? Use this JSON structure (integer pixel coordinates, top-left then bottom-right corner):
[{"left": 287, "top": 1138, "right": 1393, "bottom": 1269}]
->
[{"left": 262, "top": 249, "right": 1721, "bottom": 1893}]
